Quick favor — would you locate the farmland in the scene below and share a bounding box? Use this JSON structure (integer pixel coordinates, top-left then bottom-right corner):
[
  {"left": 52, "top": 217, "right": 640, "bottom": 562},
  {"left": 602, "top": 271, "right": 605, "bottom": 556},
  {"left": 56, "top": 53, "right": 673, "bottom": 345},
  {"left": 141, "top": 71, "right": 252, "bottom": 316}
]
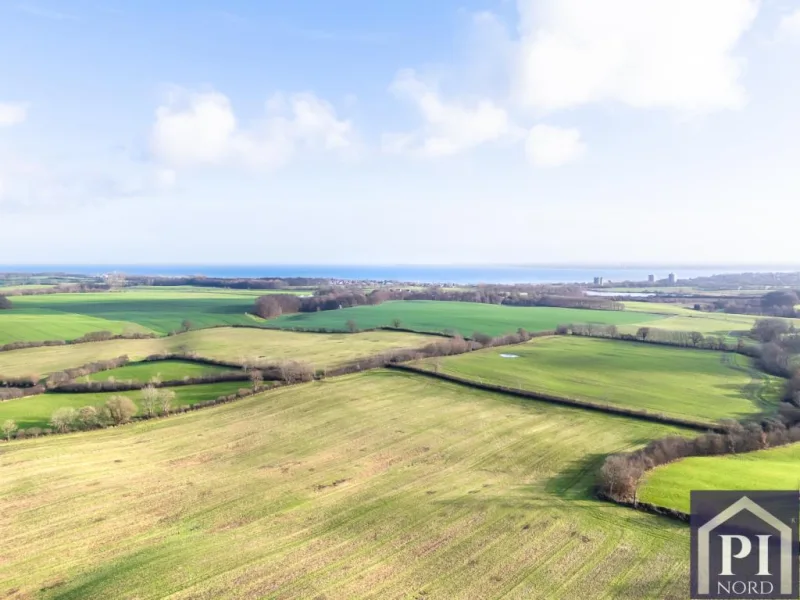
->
[
  {"left": 78, "top": 360, "right": 233, "bottom": 383},
  {"left": 639, "top": 443, "right": 800, "bottom": 513},
  {"left": 621, "top": 301, "right": 800, "bottom": 335},
  {"left": 0, "top": 381, "right": 245, "bottom": 429},
  {"left": 0, "top": 308, "right": 152, "bottom": 344},
  {"left": 3, "top": 290, "right": 263, "bottom": 340},
  {"left": 0, "top": 328, "right": 434, "bottom": 378},
  {"left": 266, "top": 300, "right": 663, "bottom": 336},
  {"left": 0, "top": 283, "right": 795, "bottom": 598},
  {"left": 0, "top": 371, "right": 691, "bottom": 599},
  {"left": 0, "top": 290, "right": 668, "bottom": 344},
  {"left": 414, "top": 336, "right": 780, "bottom": 422}
]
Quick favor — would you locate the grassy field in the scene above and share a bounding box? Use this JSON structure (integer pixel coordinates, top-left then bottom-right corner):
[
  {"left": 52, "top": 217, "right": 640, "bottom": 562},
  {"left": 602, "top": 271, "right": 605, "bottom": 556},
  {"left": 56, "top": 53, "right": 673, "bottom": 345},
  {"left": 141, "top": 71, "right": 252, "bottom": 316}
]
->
[
  {"left": 414, "top": 336, "right": 780, "bottom": 423},
  {"left": 267, "top": 300, "right": 663, "bottom": 337},
  {"left": 0, "top": 382, "right": 245, "bottom": 429},
  {"left": 0, "top": 370, "right": 691, "bottom": 599},
  {"left": 621, "top": 301, "right": 800, "bottom": 335},
  {"left": 5, "top": 291, "right": 262, "bottom": 339},
  {"left": 0, "top": 289, "right": 672, "bottom": 344},
  {"left": 0, "top": 284, "right": 58, "bottom": 292},
  {"left": 640, "top": 442, "right": 800, "bottom": 513},
  {"left": 0, "top": 308, "right": 152, "bottom": 344},
  {"left": 0, "top": 328, "right": 434, "bottom": 378},
  {"left": 78, "top": 360, "right": 233, "bottom": 383}
]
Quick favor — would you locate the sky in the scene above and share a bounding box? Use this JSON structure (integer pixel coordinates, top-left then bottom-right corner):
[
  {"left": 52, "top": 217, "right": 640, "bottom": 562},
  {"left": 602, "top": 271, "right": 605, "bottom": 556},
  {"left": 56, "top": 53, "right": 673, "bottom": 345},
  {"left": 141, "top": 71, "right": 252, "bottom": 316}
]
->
[{"left": 1, "top": 0, "right": 799, "bottom": 266}]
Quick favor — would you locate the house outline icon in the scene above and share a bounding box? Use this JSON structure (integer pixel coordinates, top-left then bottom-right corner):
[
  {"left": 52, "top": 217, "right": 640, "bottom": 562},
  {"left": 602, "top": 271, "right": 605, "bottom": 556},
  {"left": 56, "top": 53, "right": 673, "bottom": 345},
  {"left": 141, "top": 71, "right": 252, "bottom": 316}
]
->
[{"left": 697, "top": 496, "right": 793, "bottom": 595}]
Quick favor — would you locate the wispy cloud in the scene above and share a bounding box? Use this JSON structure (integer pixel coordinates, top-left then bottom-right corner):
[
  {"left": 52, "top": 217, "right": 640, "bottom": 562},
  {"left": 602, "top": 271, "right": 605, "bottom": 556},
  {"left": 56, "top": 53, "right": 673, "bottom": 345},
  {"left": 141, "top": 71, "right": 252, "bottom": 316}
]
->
[{"left": 16, "top": 3, "right": 78, "bottom": 21}]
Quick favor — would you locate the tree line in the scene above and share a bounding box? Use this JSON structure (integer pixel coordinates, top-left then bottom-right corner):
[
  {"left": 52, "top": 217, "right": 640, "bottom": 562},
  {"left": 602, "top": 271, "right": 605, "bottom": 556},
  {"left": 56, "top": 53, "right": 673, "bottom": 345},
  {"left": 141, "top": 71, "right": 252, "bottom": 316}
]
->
[
  {"left": 126, "top": 275, "right": 325, "bottom": 289},
  {"left": 598, "top": 405, "right": 800, "bottom": 503},
  {"left": 558, "top": 318, "right": 799, "bottom": 390},
  {"left": 0, "top": 330, "right": 157, "bottom": 353},
  {"left": 557, "top": 323, "right": 746, "bottom": 353},
  {"left": 0, "top": 283, "right": 112, "bottom": 297},
  {"left": 253, "top": 288, "right": 623, "bottom": 319},
  {"left": 692, "top": 290, "right": 800, "bottom": 318}
]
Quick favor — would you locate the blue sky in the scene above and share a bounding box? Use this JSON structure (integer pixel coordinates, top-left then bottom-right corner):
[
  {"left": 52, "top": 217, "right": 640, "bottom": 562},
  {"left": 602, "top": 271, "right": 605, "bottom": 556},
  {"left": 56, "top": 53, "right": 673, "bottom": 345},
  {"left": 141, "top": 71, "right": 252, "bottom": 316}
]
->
[{"left": 1, "top": 0, "right": 799, "bottom": 265}]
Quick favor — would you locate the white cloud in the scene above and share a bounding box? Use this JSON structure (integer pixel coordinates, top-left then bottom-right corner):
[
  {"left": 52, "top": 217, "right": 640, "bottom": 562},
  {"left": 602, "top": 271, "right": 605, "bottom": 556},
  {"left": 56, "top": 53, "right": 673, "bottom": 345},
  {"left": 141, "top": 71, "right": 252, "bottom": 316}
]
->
[
  {"left": 778, "top": 9, "right": 800, "bottom": 40},
  {"left": 155, "top": 168, "right": 177, "bottom": 189},
  {"left": 383, "top": 69, "right": 519, "bottom": 157},
  {"left": 515, "top": 0, "right": 759, "bottom": 113},
  {"left": 0, "top": 102, "right": 28, "bottom": 126},
  {"left": 151, "top": 89, "right": 355, "bottom": 170},
  {"left": 0, "top": 150, "right": 174, "bottom": 210},
  {"left": 525, "top": 124, "right": 585, "bottom": 167}
]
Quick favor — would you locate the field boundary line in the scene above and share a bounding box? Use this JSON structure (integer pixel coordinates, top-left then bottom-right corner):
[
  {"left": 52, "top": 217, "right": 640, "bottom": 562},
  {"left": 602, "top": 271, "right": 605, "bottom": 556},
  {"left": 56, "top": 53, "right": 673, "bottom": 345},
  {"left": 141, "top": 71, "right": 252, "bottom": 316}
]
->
[
  {"left": 386, "top": 364, "right": 727, "bottom": 433},
  {"left": 594, "top": 490, "right": 690, "bottom": 523}
]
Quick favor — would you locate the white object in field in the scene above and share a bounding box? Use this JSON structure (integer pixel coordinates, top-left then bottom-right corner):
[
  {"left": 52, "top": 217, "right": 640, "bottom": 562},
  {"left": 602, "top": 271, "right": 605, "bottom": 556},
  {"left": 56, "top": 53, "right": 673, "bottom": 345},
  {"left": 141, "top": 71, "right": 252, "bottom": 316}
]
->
[{"left": 499, "top": 354, "right": 519, "bottom": 358}]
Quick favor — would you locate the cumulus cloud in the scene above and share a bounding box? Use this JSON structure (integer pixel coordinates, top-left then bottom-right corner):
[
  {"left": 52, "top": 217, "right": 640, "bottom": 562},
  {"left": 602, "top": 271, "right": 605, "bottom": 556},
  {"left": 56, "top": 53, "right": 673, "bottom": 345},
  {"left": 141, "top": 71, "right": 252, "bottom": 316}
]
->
[
  {"left": 383, "top": 69, "right": 519, "bottom": 157},
  {"left": 515, "top": 0, "right": 759, "bottom": 113},
  {"left": 0, "top": 102, "right": 28, "bottom": 126},
  {"left": 151, "top": 89, "right": 355, "bottom": 170},
  {"left": 525, "top": 124, "right": 585, "bottom": 168},
  {"left": 778, "top": 9, "right": 800, "bottom": 40}
]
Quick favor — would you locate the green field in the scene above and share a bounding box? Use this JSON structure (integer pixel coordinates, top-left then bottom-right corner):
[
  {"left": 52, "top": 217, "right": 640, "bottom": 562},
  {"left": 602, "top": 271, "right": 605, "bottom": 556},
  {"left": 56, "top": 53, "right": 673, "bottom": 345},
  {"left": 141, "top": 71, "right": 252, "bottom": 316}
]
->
[
  {"left": 640, "top": 442, "right": 800, "bottom": 513},
  {"left": 0, "top": 284, "right": 58, "bottom": 292},
  {"left": 0, "top": 371, "right": 691, "bottom": 599},
  {"left": 621, "top": 301, "right": 800, "bottom": 335},
  {"left": 0, "top": 289, "right": 669, "bottom": 344},
  {"left": 0, "top": 308, "right": 152, "bottom": 344},
  {"left": 0, "top": 328, "right": 434, "bottom": 378},
  {"left": 3, "top": 290, "right": 263, "bottom": 340},
  {"left": 267, "top": 300, "right": 663, "bottom": 337},
  {"left": 79, "top": 360, "right": 233, "bottom": 383},
  {"left": 0, "top": 382, "right": 245, "bottom": 429},
  {"left": 415, "top": 336, "right": 779, "bottom": 422}
]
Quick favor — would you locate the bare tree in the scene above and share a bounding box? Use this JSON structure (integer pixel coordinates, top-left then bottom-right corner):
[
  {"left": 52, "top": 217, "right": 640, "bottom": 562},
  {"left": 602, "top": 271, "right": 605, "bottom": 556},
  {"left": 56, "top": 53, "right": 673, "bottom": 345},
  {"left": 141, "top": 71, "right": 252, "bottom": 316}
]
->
[
  {"left": 141, "top": 385, "right": 159, "bottom": 418},
  {"left": 391, "top": 318, "right": 402, "bottom": 329},
  {"left": 346, "top": 319, "right": 359, "bottom": 333},
  {"left": 250, "top": 369, "right": 264, "bottom": 391},
  {"left": 78, "top": 406, "right": 99, "bottom": 429},
  {"left": 278, "top": 360, "right": 314, "bottom": 384},
  {"left": 2, "top": 419, "right": 18, "bottom": 441},
  {"left": 159, "top": 389, "right": 176, "bottom": 415},
  {"left": 104, "top": 396, "right": 137, "bottom": 425}
]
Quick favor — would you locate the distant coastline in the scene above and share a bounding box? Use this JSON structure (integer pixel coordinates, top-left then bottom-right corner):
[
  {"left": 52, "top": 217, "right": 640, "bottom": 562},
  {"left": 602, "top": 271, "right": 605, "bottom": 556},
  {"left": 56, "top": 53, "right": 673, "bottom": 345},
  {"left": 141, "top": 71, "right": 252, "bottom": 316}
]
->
[{"left": 1, "top": 264, "right": 796, "bottom": 285}]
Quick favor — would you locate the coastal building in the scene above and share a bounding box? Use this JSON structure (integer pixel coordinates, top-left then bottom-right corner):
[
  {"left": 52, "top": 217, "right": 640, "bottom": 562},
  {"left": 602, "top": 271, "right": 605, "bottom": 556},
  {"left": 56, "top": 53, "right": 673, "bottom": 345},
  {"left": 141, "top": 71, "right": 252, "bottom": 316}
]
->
[
  {"left": 668, "top": 273, "right": 677, "bottom": 285},
  {"left": 648, "top": 274, "right": 655, "bottom": 283},
  {"left": 593, "top": 276, "right": 604, "bottom": 286}
]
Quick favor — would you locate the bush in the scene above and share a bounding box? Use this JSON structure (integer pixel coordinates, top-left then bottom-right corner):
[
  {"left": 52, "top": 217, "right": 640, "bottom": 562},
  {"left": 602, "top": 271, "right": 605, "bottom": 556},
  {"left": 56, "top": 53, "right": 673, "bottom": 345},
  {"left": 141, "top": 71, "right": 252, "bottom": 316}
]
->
[
  {"left": 0, "top": 295, "right": 12, "bottom": 310},
  {"left": 0, "top": 385, "right": 46, "bottom": 401},
  {"left": 103, "top": 396, "right": 137, "bottom": 425},
  {"left": 2, "top": 419, "right": 18, "bottom": 440},
  {"left": 51, "top": 407, "right": 78, "bottom": 433},
  {"left": 77, "top": 406, "right": 99, "bottom": 429}
]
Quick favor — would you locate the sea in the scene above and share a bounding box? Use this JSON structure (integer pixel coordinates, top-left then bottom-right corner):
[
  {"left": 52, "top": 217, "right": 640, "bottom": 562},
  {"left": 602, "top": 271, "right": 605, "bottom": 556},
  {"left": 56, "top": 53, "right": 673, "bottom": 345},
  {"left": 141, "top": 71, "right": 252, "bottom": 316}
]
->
[{"left": 1, "top": 265, "right": 793, "bottom": 285}]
